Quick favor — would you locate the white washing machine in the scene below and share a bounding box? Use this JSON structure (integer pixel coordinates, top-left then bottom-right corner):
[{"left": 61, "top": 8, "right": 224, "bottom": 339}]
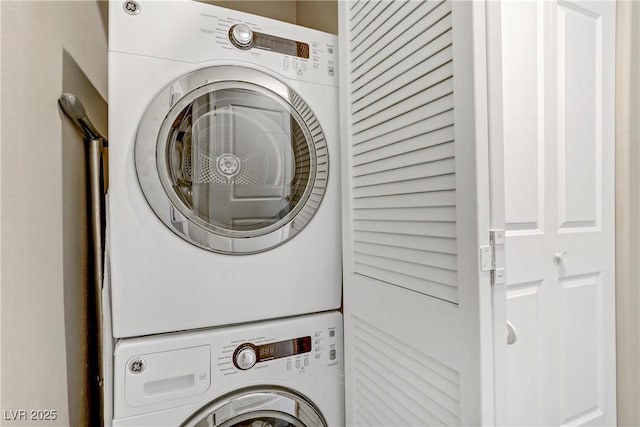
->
[
  {"left": 108, "top": 0, "right": 341, "bottom": 338},
  {"left": 110, "top": 311, "right": 344, "bottom": 426}
]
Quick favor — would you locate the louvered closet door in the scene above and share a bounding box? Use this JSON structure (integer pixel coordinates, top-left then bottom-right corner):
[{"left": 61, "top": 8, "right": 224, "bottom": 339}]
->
[{"left": 339, "top": 1, "right": 497, "bottom": 425}]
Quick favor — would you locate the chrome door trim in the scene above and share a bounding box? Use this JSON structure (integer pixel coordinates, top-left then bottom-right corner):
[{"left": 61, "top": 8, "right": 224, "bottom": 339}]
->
[
  {"left": 135, "top": 66, "right": 329, "bottom": 254},
  {"left": 180, "top": 386, "right": 327, "bottom": 427}
]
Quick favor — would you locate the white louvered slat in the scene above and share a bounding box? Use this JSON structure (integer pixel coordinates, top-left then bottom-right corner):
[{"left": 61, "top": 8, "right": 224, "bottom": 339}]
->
[
  {"left": 350, "top": 1, "right": 397, "bottom": 42},
  {"left": 353, "top": 174, "right": 456, "bottom": 198},
  {"left": 353, "top": 263, "right": 457, "bottom": 302},
  {"left": 355, "top": 252, "right": 457, "bottom": 286},
  {"left": 349, "top": 0, "right": 381, "bottom": 33},
  {"left": 354, "top": 241, "right": 457, "bottom": 271},
  {"left": 352, "top": 190, "right": 456, "bottom": 210},
  {"left": 353, "top": 157, "right": 455, "bottom": 188},
  {"left": 352, "top": 73, "right": 453, "bottom": 133},
  {"left": 353, "top": 231, "right": 457, "bottom": 255},
  {"left": 353, "top": 205, "right": 456, "bottom": 222},
  {"left": 347, "top": 0, "right": 457, "bottom": 304},
  {"left": 351, "top": 1, "right": 410, "bottom": 48},
  {"left": 353, "top": 110, "right": 454, "bottom": 154},
  {"left": 341, "top": 0, "right": 497, "bottom": 424},
  {"left": 353, "top": 140, "right": 454, "bottom": 176},
  {"left": 353, "top": 219, "right": 456, "bottom": 238},
  {"left": 353, "top": 126, "right": 454, "bottom": 165},
  {"left": 352, "top": 44, "right": 453, "bottom": 116},
  {"left": 353, "top": 95, "right": 454, "bottom": 145},
  {"left": 352, "top": 265, "right": 456, "bottom": 299},
  {"left": 351, "top": 2, "right": 450, "bottom": 77},
  {"left": 352, "top": 4, "right": 451, "bottom": 92},
  {"left": 353, "top": 34, "right": 453, "bottom": 106},
  {"left": 354, "top": 361, "right": 454, "bottom": 426}
]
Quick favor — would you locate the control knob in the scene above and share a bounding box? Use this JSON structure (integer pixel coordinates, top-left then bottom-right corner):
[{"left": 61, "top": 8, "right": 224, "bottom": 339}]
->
[
  {"left": 233, "top": 344, "right": 257, "bottom": 370},
  {"left": 229, "top": 24, "right": 254, "bottom": 49}
]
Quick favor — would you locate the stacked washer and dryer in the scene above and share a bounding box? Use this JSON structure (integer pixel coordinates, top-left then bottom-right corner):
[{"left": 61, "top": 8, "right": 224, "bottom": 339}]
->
[{"left": 107, "top": 1, "right": 343, "bottom": 425}]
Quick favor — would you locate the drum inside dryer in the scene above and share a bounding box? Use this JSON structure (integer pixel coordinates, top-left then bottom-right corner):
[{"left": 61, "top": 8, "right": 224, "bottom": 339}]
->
[{"left": 168, "top": 87, "right": 311, "bottom": 234}]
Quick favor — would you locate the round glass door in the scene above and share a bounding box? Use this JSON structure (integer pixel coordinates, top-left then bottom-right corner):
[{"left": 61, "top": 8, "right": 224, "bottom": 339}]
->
[
  {"left": 215, "top": 411, "right": 305, "bottom": 427},
  {"left": 135, "top": 67, "right": 328, "bottom": 254},
  {"left": 181, "top": 388, "right": 327, "bottom": 427}
]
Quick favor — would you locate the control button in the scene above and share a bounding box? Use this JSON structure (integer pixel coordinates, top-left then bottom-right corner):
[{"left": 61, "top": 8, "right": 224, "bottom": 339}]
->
[
  {"left": 301, "top": 62, "right": 307, "bottom": 72},
  {"left": 234, "top": 345, "right": 257, "bottom": 370},
  {"left": 283, "top": 58, "right": 289, "bottom": 70},
  {"left": 329, "top": 330, "right": 335, "bottom": 337},
  {"left": 229, "top": 24, "right": 253, "bottom": 49},
  {"left": 293, "top": 61, "right": 298, "bottom": 70},
  {"left": 328, "top": 66, "right": 335, "bottom": 77},
  {"left": 286, "top": 361, "right": 292, "bottom": 371},
  {"left": 315, "top": 339, "right": 320, "bottom": 345},
  {"left": 295, "top": 359, "right": 301, "bottom": 369},
  {"left": 304, "top": 358, "right": 309, "bottom": 367},
  {"left": 330, "top": 349, "right": 336, "bottom": 360},
  {"left": 315, "top": 353, "right": 321, "bottom": 359},
  {"left": 314, "top": 332, "right": 320, "bottom": 338}
]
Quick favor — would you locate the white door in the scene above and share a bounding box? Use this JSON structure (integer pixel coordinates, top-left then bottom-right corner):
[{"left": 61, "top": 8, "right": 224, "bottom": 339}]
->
[
  {"left": 500, "top": 1, "right": 616, "bottom": 425},
  {"left": 339, "top": 1, "right": 500, "bottom": 424}
]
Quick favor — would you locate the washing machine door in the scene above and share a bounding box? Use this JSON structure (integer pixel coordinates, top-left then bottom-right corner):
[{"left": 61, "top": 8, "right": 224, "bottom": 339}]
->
[
  {"left": 136, "top": 66, "right": 328, "bottom": 254},
  {"left": 181, "top": 388, "right": 327, "bottom": 427}
]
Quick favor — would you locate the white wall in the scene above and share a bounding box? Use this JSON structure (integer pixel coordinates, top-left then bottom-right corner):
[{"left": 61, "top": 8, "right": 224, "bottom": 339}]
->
[
  {"left": 616, "top": 1, "right": 640, "bottom": 425},
  {"left": 0, "top": 2, "right": 107, "bottom": 425}
]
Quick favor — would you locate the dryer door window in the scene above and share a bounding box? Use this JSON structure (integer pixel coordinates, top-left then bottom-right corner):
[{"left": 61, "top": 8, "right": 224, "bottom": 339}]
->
[
  {"left": 135, "top": 67, "right": 328, "bottom": 254},
  {"left": 181, "top": 388, "right": 327, "bottom": 427},
  {"left": 216, "top": 412, "right": 305, "bottom": 427}
]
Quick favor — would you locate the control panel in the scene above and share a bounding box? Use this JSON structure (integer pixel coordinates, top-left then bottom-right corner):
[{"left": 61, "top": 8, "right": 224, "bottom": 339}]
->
[
  {"left": 218, "top": 322, "right": 340, "bottom": 377},
  {"left": 110, "top": 1, "right": 338, "bottom": 87},
  {"left": 208, "top": 17, "right": 335, "bottom": 82},
  {"left": 113, "top": 312, "right": 343, "bottom": 420}
]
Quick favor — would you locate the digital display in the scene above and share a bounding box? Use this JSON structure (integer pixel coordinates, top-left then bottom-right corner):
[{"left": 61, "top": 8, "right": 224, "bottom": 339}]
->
[
  {"left": 256, "top": 336, "right": 311, "bottom": 362},
  {"left": 254, "top": 33, "right": 310, "bottom": 59}
]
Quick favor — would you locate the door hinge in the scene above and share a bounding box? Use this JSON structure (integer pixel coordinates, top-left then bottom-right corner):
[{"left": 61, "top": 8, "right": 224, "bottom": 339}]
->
[{"left": 480, "top": 229, "right": 505, "bottom": 285}]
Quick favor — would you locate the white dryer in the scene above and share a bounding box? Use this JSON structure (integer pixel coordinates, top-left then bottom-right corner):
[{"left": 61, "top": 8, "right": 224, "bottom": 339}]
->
[
  {"left": 108, "top": 1, "right": 341, "bottom": 337},
  {"left": 111, "top": 311, "right": 344, "bottom": 426}
]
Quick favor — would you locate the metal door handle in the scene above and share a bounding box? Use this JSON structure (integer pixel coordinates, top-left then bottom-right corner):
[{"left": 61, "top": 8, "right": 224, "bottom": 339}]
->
[
  {"left": 555, "top": 250, "right": 568, "bottom": 264},
  {"left": 507, "top": 321, "right": 517, "bottom": 345}
]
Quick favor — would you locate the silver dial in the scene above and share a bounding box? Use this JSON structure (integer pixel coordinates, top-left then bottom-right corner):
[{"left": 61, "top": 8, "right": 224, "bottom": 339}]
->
[
  {"left": 230, "top": 24, "right": 254, "bottom": 49},
  {"left": 234, "top": 345, "right": 257, "bottom": 370}
]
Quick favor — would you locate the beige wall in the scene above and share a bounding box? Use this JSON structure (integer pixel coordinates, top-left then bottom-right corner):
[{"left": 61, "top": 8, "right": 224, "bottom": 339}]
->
[
  {"left": 296, "top": 1, "right": 337, "bottom": 35},
  {"left": 0, "top": 1, "right": 107, "bottom": 425},
  {"left": 201, "top": 0, "right": 337, "bottom": 34},
  {"left": 203, "top": 0, "right": 297, "bottom": 24},
  {"left": 616, "top": 1, "right": 640, "bottom": 425}
]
